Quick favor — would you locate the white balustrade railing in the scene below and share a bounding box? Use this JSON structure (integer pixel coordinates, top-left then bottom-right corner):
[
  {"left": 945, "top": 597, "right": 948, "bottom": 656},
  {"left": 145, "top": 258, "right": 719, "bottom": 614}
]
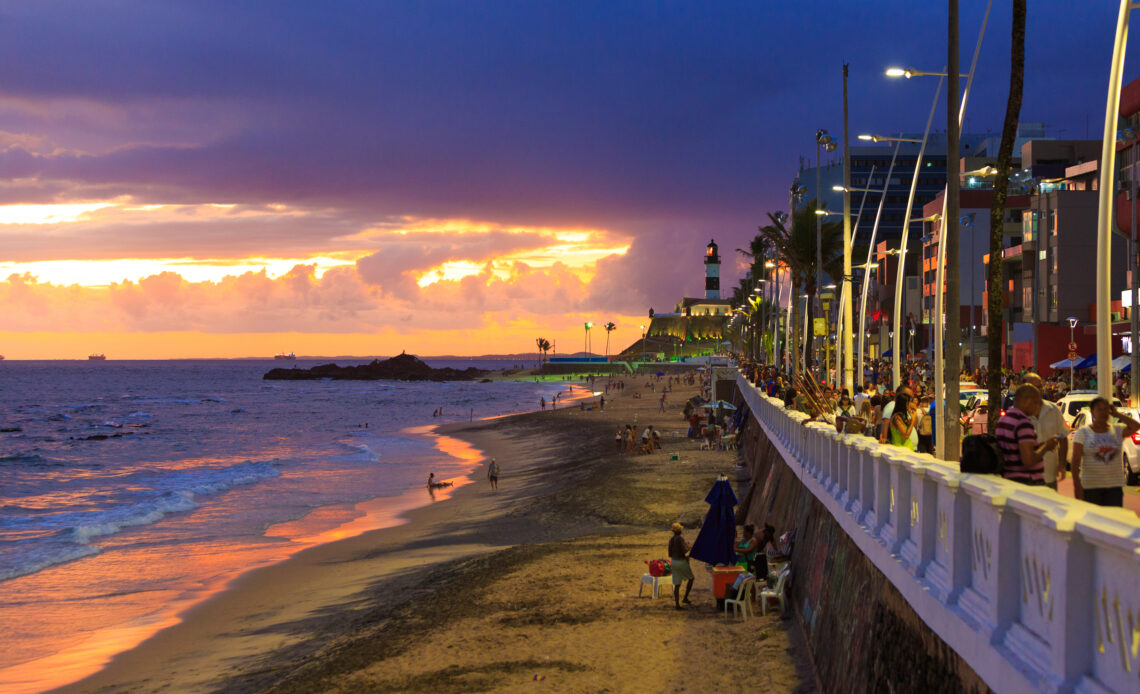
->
[{"left": 736, "top": 371, "right": 1140, "bottom": 694}]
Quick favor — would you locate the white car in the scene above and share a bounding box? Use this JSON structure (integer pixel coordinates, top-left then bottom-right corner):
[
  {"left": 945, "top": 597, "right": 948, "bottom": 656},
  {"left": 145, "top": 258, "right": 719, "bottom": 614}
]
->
[
  {"left": 1056, "top": 391, "right": 1121, "bottom": 427},
  {"left": 1069, "top": 406, "right": 1140, "bottom": 485},
  {"left": 958, "top": 387, "right": 988, "bottom": 408}
]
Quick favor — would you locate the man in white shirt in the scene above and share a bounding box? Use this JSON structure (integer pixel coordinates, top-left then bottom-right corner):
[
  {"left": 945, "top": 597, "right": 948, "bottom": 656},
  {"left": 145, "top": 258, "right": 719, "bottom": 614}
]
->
[{"left": 1023, "top": 373, "right": 1068, "bottom": 489}]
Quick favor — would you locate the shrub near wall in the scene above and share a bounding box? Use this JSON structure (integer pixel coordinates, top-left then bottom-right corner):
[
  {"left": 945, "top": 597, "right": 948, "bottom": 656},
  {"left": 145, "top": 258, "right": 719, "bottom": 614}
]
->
[{"left": 736, "top": 412, "right": 990, "bottom": 694}]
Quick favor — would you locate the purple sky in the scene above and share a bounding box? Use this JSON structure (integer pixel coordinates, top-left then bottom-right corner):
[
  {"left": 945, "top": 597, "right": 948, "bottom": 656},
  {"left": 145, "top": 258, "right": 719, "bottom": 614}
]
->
[{"left": 0, "top": 0, "right": 1135, "bottom": 318}]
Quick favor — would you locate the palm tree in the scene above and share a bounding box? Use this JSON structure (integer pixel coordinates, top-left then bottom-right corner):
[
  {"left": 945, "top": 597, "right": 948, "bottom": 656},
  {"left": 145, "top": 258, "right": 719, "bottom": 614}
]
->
[
  {"left": 535, "top": 337, "right": 551, "bottom": 364},
  {"left": 757, "top": 200, "right": 843, "bottom": 375},
  {"left": 736, "top": 235, "right": 769, "bottom": 289},
  {"left": 986, "top": 0, "right": 1025, "bottom": 431},
  {"left": 603, "top": 322, "right": 616, "bottom": 360}
]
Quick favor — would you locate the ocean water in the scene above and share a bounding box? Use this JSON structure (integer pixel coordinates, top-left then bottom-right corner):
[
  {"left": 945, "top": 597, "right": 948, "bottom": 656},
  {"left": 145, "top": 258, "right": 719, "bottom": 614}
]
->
[{"left": 0, "top": 359, "right": 567, "bottom": 692}]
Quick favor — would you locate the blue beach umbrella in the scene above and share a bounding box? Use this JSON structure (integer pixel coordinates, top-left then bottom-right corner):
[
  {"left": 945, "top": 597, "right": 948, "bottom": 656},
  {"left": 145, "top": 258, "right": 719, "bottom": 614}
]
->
[{"left": 688, "top": 476, "right": 738, "bottom": 566}]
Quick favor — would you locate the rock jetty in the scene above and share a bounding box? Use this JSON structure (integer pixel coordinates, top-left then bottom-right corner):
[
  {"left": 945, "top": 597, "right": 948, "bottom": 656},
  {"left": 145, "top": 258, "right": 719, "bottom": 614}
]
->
[{"left": 263, "top": 353, "right": 488, "bottom": 381}]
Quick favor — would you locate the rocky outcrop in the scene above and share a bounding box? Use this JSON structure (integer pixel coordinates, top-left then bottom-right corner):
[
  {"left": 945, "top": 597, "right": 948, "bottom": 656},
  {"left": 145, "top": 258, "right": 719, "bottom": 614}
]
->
[{"left": 263, "top": 353, "right": 488, "bottom": 381}]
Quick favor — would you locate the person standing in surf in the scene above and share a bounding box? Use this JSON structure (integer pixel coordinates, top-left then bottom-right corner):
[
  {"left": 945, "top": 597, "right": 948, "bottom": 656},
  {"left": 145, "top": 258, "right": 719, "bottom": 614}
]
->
[{"left": 487, "top": 458, "right": 500, "bottom": 490}]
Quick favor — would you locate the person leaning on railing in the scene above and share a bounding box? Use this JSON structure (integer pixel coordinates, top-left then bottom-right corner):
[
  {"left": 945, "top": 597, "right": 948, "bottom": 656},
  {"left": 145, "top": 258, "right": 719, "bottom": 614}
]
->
[{"left": 996, "top": 385, "right": 1058, "bottom": 486}]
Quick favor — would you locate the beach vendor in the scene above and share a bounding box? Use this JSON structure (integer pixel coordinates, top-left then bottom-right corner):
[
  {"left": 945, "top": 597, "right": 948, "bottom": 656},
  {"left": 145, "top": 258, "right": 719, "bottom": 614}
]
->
[
  {"left": 668, "top": 522, "right": 694, "bottom": 609},
  {"left": 735, "top": 524, "right": 761, "bottom": 573}
]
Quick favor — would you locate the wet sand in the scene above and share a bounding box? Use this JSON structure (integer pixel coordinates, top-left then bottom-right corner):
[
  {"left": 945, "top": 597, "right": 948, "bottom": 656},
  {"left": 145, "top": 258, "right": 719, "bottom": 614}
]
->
[{"left": 54, "top": 375, "right": 813, "bottom": 693}]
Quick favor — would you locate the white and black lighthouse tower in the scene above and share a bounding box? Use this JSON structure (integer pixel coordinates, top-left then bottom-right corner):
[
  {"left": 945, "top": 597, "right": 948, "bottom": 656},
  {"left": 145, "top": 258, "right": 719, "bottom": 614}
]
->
[{"left": 704, "top": 239, "right": 720, "bottom": 299}]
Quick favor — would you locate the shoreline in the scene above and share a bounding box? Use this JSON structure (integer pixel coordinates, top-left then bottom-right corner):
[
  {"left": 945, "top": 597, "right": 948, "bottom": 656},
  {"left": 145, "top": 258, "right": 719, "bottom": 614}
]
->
[
  {"left": 2, "top": 371, "right": 585, "bottom": 693},
  {"left": 43, "top": 406, "right": 602, "bottom": 694},
  {"left": 46, "top": 374, "right": 812, "bottom": 693}
]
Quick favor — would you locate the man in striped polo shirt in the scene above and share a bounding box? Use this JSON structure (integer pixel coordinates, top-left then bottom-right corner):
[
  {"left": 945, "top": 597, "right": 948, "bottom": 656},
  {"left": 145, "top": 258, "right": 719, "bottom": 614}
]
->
[{"left": 995, "top": 384, "right": 1059, "bottom": 485}]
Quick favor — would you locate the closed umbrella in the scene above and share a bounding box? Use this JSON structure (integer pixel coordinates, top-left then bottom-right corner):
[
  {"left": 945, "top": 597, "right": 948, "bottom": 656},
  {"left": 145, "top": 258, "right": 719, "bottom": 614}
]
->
[
  {"left": 700, "top": 400, "right": 737, "bottom": 411},
  {"left": 688, "top": 476, "right": 738, "bottom": 566}
]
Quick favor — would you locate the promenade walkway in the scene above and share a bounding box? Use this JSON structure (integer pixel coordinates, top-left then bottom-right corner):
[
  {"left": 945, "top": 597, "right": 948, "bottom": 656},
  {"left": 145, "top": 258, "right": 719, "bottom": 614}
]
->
[{"left": 736, "top": 370, "right": 1140, "bottom": 693}]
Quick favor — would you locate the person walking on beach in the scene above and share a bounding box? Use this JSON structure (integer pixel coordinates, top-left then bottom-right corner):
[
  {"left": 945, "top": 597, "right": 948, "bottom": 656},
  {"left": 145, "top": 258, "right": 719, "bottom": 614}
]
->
[
  {"left": 659, "top": 393, "right": 666, "bottom": 412},
  {"left": 668, "top": 523, "right": 694, "bottom": 609},
  {"left": 615, "top": 427, "right": 624, "bottom": 455},
  {"left": 540, "top": 396, "right": 546, "bottom": 411},
  {"left": 487, "top": 458, "right": 500, "bottom": 490}
]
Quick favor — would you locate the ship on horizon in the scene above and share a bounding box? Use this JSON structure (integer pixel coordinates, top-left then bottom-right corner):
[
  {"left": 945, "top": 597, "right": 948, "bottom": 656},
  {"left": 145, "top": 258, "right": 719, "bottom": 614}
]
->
[
  {"left": 88, "top": 353, "right": 106, "bottom": 361},
  {"left": 274, "top": 352, "right": 296, "bottom": 361}
]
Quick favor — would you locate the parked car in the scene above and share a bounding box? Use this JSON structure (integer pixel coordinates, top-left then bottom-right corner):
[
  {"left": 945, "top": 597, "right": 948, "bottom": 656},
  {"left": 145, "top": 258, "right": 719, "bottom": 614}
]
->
[
  {"left": 1068, "top": 406, "right": 1140, "bottom": 485},
  {"left": 1056, "top": 391, "right": 1122, "bottom": 427}
]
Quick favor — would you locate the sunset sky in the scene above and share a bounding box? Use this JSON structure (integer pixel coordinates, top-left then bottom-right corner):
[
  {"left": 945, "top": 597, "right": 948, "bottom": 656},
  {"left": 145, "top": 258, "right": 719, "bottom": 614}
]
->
[{"left": 0, "top": 1, "right": 1132, "bottom": 358}]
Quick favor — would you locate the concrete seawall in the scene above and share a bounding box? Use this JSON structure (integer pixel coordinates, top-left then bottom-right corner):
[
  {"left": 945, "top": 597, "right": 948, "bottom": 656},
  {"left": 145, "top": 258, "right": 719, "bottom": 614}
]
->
[{"left": 735, "top": 407, "right": 989, "bottom": 693}]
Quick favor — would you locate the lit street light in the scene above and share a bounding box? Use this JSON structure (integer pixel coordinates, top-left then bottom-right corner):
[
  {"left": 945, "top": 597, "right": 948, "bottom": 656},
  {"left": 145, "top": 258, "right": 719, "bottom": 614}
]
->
[
  {"left": 884, "top": 67, "right": 969, "bottom": 79},
  {"left": 857, "top": 134, "right": 922, "bottom": 144}
]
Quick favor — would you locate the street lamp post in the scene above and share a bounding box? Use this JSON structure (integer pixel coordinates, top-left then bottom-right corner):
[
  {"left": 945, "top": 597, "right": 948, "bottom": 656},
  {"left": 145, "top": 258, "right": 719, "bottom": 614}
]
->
[
  {"left": 1097, "top": 0, "right": 1133, "bottom": 399},
  {"left": 854, "top": 137, "right": 906, "bottom": 387},
  {"left": 964, "top": 214, "right": 977, "bottom": 373},
  {"left": 865, "top": 76, "right": 943, "bottom": 391},
  {"left": 834, "top": 166, "right": 878, "bottom": 390},
  {"left": 841, "top": 62, "right": 854, "bottom": 397},
  {"left": 640, "top": 325, "right": 647, "bottom": 363},
  {"left": 1068, "top": 317, "right": 1079, "bottom": 393},
  {"left": 584, "top": 322, "right": 593, "bottom": 358},
  {"left": 888, "top": 0, "right": 992, "bottom": 463},
  {"left": 816, "top": 129, "right": 837, "bottom": 377}
]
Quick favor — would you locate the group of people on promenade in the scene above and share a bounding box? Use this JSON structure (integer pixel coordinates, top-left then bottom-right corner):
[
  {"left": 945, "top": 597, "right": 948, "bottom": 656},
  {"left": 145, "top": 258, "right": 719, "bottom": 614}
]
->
[{"left": 742, "top": 360, "right": 1135, "bottom": 509}]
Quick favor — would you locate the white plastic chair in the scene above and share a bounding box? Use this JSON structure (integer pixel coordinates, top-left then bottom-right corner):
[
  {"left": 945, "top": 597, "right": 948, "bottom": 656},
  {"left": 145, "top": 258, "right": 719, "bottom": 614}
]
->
[
  {"left": 723, "top": 577, "right": 756, "bottom": 620},
  {"left": 759, "top": 569, "right": 790, "bottom": 615},
  {"left": 638, "top": 573, "right": 668, "bottom": 598}
]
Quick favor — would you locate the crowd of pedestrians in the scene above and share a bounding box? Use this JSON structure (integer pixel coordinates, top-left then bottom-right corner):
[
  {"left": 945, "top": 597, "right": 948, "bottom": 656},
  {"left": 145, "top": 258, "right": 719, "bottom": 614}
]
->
[{"left": 742, "top": 359, "right": 1133, "bottom": 509}]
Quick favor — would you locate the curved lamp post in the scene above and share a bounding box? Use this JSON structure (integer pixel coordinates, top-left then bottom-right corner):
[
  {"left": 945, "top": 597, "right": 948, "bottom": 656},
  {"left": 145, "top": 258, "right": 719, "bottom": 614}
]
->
[
  {"left": 868, "top": 72, "right": 942, "bottom": 392},
  {"left": 832, "top": 167, "right": 877, "bottom": 390},
  {"left": 893, "top": 0, "right": 992, "bottom": 461},
  {"left": 1097, "top": 0, "right": 1134, "bottom": 398},
  {"left": 852, "top": 136, "right": 908, "bottom": 386}
]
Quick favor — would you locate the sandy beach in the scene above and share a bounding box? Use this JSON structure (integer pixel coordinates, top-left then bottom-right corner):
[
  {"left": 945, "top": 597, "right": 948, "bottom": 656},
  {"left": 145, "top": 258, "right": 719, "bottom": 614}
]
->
[{"left": 53, "top": 374, "right": 813, "bottom": 694}]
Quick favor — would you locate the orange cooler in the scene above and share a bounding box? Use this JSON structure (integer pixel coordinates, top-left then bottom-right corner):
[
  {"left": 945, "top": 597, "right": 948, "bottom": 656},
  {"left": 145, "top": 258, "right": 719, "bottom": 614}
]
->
[{"left": 711, "top": 565, "right": 744, "bottom": 598}]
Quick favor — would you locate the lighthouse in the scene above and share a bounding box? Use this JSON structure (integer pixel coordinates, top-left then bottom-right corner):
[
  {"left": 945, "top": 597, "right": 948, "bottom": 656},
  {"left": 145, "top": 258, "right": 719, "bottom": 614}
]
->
[{"left": 704, "top": 239, "right": 720, "bottom": 299}]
